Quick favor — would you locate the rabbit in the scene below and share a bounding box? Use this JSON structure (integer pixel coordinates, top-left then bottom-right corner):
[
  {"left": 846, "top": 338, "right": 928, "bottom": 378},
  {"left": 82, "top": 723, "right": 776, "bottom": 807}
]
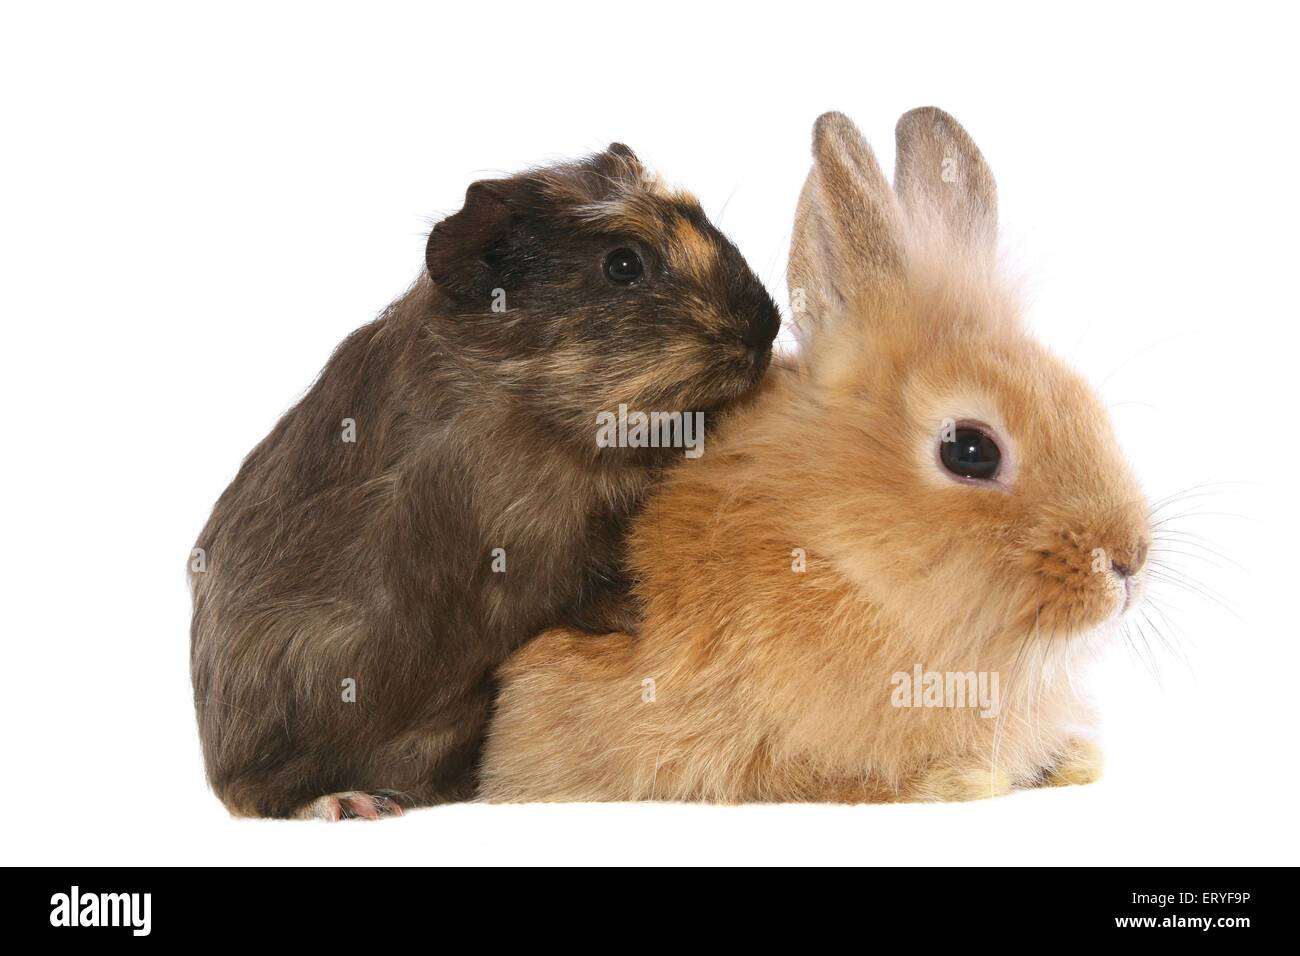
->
[
  {"left": 478, "top": 109, "right": 1152, "bottom": 804},
  {"left": 189, "top": 144, "right": 782, "bottom": 819}
]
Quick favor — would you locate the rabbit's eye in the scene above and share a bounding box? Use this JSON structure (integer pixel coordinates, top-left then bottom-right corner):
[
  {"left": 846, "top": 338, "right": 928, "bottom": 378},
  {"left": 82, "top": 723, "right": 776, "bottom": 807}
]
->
[
  {"left": 603, "top": 247, "right": 644, "bottom": 284},
  {"left": 940, "top": 426, "right": 1002, "bottom": 481}
]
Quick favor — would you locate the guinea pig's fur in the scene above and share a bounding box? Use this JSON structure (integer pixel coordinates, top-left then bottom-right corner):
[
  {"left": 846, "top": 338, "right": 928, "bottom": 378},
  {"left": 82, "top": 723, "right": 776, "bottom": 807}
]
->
[
  {"left": 189, "top": 145, "right": 781, "bottom": 819},
  {"left": 478, "top": 110, "right": 1151, "bottom": 804}
]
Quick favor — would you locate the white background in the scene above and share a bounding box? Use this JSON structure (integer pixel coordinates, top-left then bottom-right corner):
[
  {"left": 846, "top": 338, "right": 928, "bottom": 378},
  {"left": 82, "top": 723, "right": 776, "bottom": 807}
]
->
[{"left": 2, "top": 1, "right": 1296, "bottom": 865}]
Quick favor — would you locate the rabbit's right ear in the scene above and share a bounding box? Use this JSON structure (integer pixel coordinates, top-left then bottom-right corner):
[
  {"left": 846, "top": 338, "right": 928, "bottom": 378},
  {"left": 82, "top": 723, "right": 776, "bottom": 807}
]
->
[
  {"left": 788, "top": 112, "right": 906, "bottom": 341},
  {"left": 894, "top": 107, "right": 997, "bottom": 257},
  {"left": 426, "top": 180, "right": 513, "bottom": 306}
]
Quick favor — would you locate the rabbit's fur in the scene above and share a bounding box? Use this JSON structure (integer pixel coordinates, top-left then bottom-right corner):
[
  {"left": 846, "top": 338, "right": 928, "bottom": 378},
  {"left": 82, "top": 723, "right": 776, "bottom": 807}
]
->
[
  {"left": 190, "top": 146, "right": 781, "bottom": 818},
  {"left": 479, "top": 110, "right": 1150, "bottom": 803}
]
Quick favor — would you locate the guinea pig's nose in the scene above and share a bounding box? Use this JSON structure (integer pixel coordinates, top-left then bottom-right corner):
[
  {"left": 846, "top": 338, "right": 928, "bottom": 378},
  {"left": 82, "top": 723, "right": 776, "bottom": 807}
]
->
[{"left": 742, "top": 306, "right": 781, "bottom": 354}]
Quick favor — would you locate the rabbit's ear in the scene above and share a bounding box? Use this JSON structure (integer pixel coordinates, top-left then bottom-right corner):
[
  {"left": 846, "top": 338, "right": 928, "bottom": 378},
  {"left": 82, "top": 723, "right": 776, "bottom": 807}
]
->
[
  {"left": 894, "top": 107, "right": 997, "bottom": 255},
  {"left": 788, "top": 112, "right": 905, "bottom": 341}
]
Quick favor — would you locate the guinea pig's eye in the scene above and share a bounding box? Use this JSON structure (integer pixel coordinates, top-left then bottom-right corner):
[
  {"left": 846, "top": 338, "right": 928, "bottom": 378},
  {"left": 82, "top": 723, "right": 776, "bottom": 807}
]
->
[
  {"left": 940, "top": 426, "right": 1002, "bottom": 481},
  {"left": 603, "top": 247, "right": 644, "bottom": 284}
]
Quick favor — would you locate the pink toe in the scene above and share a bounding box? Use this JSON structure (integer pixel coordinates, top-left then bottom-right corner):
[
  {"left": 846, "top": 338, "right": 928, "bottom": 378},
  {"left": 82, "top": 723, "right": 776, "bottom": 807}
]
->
[{"left": 349, "top": 797, "right": 382, "bottom": 820}]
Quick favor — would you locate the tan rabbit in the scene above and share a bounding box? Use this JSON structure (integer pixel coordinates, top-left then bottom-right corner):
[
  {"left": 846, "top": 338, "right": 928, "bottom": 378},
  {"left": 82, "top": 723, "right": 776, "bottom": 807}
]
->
[{"left": 478, "top": 108, "right": 1151, "bottom": 803}]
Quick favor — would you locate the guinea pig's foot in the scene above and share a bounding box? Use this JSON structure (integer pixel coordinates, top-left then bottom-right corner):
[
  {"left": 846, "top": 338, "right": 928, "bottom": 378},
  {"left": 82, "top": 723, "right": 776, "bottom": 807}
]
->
[
  {"left": 298, "top": 791, "right": 404, "bottom": 821},
  {"left": 1037, "top": 739, "right": 1104, "bottom": 788},
  {"left": 910, "top": 765, "right": 1014, "bottom": 802}
]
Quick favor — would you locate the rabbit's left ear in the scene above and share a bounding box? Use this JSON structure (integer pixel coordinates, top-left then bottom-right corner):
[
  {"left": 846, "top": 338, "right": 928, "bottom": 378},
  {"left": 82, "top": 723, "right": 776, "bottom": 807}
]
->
[{"left": 894, "top": 107, "right": 997, "bottom": 255}]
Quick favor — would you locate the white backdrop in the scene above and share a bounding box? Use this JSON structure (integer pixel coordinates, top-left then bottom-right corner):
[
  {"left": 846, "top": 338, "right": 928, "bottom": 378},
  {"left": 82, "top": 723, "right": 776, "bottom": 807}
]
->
[{"left": 2, "top": 1, "right": 1295, "bottom": 865}]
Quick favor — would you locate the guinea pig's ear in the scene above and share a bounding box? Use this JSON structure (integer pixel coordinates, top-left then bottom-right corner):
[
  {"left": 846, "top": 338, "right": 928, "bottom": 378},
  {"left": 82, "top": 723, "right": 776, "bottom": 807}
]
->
[
  {"left": 425, "top": 180, "right": 512, "bottom": 306},
  {"left": 788, "top": 111, "right": 906, "bottom": 343},
  {"left": 605, "top": 142, "right": 640, "bottom": 166},
  {"left": 894, "top": 107, "right": 997, "bottom": 257},
  {"left": 590, "top": 142, "right": 646, "bottom": 188}
]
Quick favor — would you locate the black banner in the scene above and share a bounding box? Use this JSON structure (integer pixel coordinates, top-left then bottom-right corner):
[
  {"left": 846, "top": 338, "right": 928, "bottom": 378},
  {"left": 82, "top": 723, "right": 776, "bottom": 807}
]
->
[{"left": 17, "top": 866, "right": 1281, "bottom": 941}]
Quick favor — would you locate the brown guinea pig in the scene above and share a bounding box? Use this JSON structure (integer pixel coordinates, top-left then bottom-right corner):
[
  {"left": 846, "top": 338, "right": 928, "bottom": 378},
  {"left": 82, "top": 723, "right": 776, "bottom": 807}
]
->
[{"left": 189, "top": 144, "right": 781, "bottom": 819}]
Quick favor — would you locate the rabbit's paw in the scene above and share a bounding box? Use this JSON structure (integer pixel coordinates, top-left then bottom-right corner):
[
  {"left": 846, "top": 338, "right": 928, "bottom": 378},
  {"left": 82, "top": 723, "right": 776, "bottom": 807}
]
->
[
  {"left": 911, "top": 765, "right": 1013, "bottom": 802},
  {"left": 1038, "top": 739, "right": 1104, "bottom": 788},
  {"left": 296, "top": 791, "right": 404, "bottom": 821}
]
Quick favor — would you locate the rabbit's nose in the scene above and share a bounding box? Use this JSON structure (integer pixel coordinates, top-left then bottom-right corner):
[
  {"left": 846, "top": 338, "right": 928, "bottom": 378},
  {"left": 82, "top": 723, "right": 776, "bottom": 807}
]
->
[{"left": 1110, "top": 542, "right": 1150, "bottom": 579}]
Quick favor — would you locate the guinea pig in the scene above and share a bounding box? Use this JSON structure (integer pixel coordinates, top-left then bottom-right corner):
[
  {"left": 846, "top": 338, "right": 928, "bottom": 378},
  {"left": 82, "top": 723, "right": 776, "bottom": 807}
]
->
[
  {"left": 189, "top": 144, "right": 781, "bottom": 819},
  {"left": 478, "top": 110, "right": 1152, "bottom": 804}
]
